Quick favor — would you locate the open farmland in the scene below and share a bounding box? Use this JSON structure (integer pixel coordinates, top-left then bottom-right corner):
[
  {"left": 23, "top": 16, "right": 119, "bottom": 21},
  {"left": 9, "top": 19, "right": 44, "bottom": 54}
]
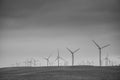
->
[{"left": 0, "top": 66, "right": 120, "bottom": 80}]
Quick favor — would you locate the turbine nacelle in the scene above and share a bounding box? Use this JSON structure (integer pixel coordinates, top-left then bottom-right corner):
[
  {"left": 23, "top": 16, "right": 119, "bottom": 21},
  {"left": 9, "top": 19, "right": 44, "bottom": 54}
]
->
[
  {"left": 66, "top": 47, "right": 80, "bottom": 66},
  {"left": 66, "top": 48, "right": 80, "bottom": 54},
  {"left": 92, "top": 40, "right": 110, "bottom": 49},
  {"left": 44, "top": 54, "right": 52, "bottom": 66}
]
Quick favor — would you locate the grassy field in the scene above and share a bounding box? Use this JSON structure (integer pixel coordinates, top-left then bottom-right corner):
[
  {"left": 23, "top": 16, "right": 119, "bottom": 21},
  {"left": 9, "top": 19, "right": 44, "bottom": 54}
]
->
[{"left": 0, "top": 66, "right": 120, "bottom": 80}]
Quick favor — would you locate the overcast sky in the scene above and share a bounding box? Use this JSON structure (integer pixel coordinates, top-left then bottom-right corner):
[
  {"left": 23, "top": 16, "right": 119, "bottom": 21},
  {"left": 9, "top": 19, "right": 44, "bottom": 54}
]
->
[{"left": 0, "top": 0, "right": 120, "bottom": 67}]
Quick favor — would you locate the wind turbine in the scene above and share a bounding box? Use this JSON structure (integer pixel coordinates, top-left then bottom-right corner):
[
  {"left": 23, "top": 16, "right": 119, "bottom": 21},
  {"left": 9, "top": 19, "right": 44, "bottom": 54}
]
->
[
  {"left": 104, "top": 53, "right": 109, "bottom": 66},
  {"left": 31, "top": 58, "right": 37, "bottom": 67},
  {"left": 27, "top": 59, "right": 32, "bottom": 67},
  {"left": 36, "top": 59, "right": 41, "bottom": 66},
  {"left": 92, "top": 40, "right": 110, "bottom": 66},
  {"left": 16, "top": 62, "right": 20, "bottom": 67},
  {"left": 55, "top": 49, "right": 65, "bottom": 67},
  {"left": 44, "top": 55, "right": 51, "bottom": 66},
  {"left": 66, "top": 48, "right": 80, "bottom": 66},
  {"left": 24, "top": 61, "right": 27, "bottom": 67}
]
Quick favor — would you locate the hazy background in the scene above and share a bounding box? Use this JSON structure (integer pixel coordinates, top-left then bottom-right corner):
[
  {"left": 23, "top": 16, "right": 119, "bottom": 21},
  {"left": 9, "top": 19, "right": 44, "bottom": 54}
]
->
[{"left": 0, "top": 0, "right": 120, "bottom": 67}]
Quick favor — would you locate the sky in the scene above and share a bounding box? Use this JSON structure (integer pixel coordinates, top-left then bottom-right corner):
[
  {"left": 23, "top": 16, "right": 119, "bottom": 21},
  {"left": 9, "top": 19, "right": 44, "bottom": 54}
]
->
[{"left": 0, "top": 0, "right": 120, "bottom": 67}]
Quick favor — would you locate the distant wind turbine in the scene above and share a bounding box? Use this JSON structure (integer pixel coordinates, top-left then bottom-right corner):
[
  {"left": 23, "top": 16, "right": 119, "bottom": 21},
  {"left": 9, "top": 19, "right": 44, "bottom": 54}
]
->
[
  {"left": 24, "top": 61, "right": 27, "bottom": 66},
  {"left": 36, "top": 59, "right": 41, "bottom": 66},
  {"left": 55, "top": 49, "right": 65, "bottom": 67},
  {"left": 16, "top": 62, "right": 20, "bottom": 67},
  {"left": 66, "top": 48, "right": 80, "bottom": 66},
  {"left": 104, "top": 53, "right": 109, "bottom": 66},
  {"left": 92, "top": 40, "right": 110, "bottom": 66},
  {"left": 44, "top": 55, "right": 51, "bottom": 66},
  {"left": 31, "top": 58, "right": 37, "bottom": 66}
]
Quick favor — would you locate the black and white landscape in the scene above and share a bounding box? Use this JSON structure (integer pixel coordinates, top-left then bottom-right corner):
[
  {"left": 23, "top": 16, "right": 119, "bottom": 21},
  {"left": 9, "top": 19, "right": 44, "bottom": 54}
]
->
[{"left": 0, "top": 0, "right": 120, "bottom": 80}]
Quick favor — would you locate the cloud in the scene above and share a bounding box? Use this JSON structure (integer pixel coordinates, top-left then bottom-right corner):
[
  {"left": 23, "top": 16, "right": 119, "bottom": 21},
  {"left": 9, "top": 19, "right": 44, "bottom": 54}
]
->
[
  {"left": 1, "top": 0, "right": 119, "bottom": 19},
  {"left": 1, "top": 0, "right": 120, "bottom": 46}
]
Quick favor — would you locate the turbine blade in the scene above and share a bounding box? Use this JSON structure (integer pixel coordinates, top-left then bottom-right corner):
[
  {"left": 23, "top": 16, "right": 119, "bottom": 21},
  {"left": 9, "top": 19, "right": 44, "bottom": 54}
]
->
[
  {"left": 60, "top": 57, "right": 65, "bottom": 61},
  {"left": 48, "top": 54, "right": 52, "bottom": 59},
  {"left": 57, "top": 48, "right": 59, "bottom": 53},
  {"left": 66, "top": 48, "right": 73, "bottom": 54},
  {"left": 101, "top": 44, "right": 110, "bottom": 49},
  {"left": 57, "top": 49, "right": 60, "bottom": 57},
  {"left": 54, "top": 57, "right": 58, "bottom": 62},
  {"left": 92, "top": 40, "right": 100, "bottom": 48},
  {"left": 59, "top": 57, "right": 63, "bottom": 60},
  {"left": 44, "top": 58, "right": 47, "bottom": 60},
  {"left": 73, "top": 48, "right": 80, "bottom": 53},
  {"left": 48, "top": 60, "right": 50, "bottom": 63}
]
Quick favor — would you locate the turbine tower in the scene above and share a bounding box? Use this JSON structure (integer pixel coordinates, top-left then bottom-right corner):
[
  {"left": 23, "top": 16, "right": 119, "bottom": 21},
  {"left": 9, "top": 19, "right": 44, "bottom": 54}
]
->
[
  {"left": 92, "top": 40, "right": 110, "bottom": 66},
  {"left": 66, "top": 48, "right": 80, "bottom": 66},
  {"left": 44, "top": 55, "right": 51, "bottom": 66},
  {"left": 55, "top": 49, "right": 65, "bottom": 67}
]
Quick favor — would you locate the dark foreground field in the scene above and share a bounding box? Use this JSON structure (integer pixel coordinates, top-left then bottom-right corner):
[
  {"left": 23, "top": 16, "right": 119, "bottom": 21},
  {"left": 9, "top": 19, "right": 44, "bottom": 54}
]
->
[{"left": 0, "top": 66, "right": 120, "bottom": 80}]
